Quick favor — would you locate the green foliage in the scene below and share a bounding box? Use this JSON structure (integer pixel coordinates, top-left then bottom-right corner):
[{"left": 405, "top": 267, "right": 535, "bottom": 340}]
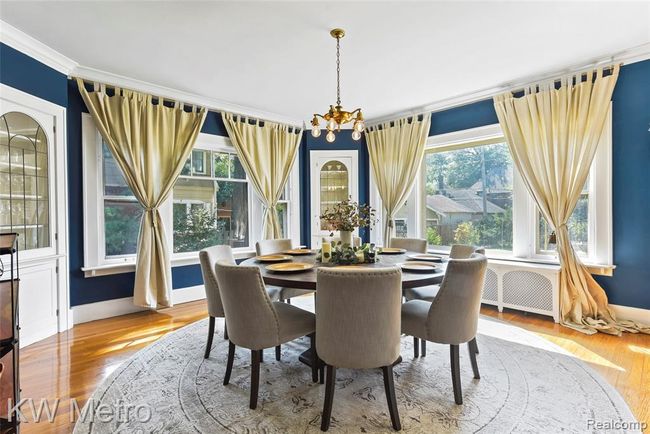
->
[
  {"left": 453, "top": 221, "right": 480, "bottom": 245},
  {"left": 426, "top": 226, "right": 442, "bottom": 245},
  {"left": 173, "top": 206, "right": 227, "bottom": 253},
  {"left": 316, "top": 241, "right": 377, "bottom": 265},
  {"left": 475, "top": 207, "right": 513, "bottom": 250},
  {"left": 425, "top": 144, "right": 511, "bottom": 194},
  {"left": 105, "top": 204, "right": 142, "bottom": 256},
  {"left": 319, "top": 197, "right": 376, "bottom": 232}
]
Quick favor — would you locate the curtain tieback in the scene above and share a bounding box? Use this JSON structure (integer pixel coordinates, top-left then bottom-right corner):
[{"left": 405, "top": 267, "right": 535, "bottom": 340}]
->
[{"left": 388, "top": 219, "right": 394, "bottom": 228}]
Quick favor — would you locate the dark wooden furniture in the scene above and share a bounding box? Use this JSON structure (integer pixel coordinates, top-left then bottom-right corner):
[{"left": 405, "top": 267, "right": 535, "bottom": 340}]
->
[
  {"left": 0, "top": 233, "right": 19, "bottom": 433},
  {"left": 239, "top": 251, "right": 446, "bottom": 291}
]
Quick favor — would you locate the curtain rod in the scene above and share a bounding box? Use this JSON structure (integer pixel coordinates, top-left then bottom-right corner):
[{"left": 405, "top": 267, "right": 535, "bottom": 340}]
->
[
  {"left": 366, "top": 42, "right": 649, "bottom": 127},
  {"left": 72, "top": 76, "right": 303, "bottom": 129}
]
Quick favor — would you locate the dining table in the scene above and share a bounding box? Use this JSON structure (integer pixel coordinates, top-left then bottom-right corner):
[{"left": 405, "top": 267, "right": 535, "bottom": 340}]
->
[
  {"left": 239, "top": 250, "right": 447, "bottom": 291},
  {"left": 240, "top": 250, "right": 447, "bottom": 370}
]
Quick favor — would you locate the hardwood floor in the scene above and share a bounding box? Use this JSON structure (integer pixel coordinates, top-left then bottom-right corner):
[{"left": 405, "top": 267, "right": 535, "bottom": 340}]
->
[{"left": 19, "top": 301, "right": 649, "bottom": 433}]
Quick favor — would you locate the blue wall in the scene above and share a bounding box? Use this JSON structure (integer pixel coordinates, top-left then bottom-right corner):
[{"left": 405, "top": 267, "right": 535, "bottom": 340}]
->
[
  {"left": 1, "top": 41, "right": 648, "bottom": 310},
  {"left": 299, "top": 133, "right": 371, "bottom": 246}
]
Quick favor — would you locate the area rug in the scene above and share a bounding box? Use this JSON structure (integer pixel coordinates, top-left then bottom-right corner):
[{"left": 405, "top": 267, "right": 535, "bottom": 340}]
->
[{"left": 74, "top": 299, "right": 640, "bottom": 433}]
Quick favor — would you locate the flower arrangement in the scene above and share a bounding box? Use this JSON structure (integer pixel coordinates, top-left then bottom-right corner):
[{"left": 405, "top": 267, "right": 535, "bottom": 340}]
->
[
  {"left": 316, "top": 241, "right": 378, "bottom": 265},
  {"left": 319, "top": 197, "right": 376, "bottom": 233}
]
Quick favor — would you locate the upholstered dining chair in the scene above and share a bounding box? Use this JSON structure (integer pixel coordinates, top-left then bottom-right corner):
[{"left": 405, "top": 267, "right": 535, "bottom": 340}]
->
[
  {"left": 321, "top": 235, "right": 362, "bottom": 247},
  {"left": 401, "top": 254, "right": 487, "bottom": 404},
  {"left": 255, "top": 238, "right": 314, "bottom": 304},
  {"left": 200, "top": 245, "right": 283, "bottom": 359},
  {"left": 215, "top": 261, "right": 318, "bottom": 410},
  {"left": 389, "top": 237, "right": 427, "bottom": 253},
  {"left": 316, "top": 267, "right": 403, "bottom": 431}
]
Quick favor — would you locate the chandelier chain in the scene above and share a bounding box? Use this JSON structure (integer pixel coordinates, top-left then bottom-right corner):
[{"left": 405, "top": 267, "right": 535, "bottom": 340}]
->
[{"left": 336, "top": 36, "right": 341, "bottom": 106}]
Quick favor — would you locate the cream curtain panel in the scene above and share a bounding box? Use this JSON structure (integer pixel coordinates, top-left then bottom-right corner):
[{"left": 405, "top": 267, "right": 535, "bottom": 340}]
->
[
  {"left": 222, "top": 113, "right": 302, "bottom": 239},
  {"left": 494, "top": 65, "right": 648, "bottom": 335},
  {"left": 77, "top": 79, "right": 206, "bottom": 309},
  {"left": 366, "top": 114, "right": 431, "bottom": 247}
]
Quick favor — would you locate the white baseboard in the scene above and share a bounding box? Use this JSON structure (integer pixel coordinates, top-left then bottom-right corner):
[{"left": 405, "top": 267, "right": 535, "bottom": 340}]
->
[
  {"left": 72, "top": 285, "right": 206, "bottom": 325},
  {"left": 610, "top": 304, "right": 650, "bottom": 325}
]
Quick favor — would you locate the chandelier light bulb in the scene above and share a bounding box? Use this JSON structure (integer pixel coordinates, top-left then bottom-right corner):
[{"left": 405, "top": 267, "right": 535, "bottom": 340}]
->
[
  {"left": 326, "top": 131, "right": 336, "bottom": 143},
  {"left": 311, "top": 126, "right": 321, "bottom": 138},
  {"left": 351, "top": 130, "right": 361, "bottom": 141},
  {"left": 327, "top": 119, "right": 336, "bottom": 130},
  {"left": 354, "top": 121, "right": 365, "bottom": 132}
]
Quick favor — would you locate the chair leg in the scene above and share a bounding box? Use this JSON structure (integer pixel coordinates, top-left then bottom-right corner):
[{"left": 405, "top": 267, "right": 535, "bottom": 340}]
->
[
  {"left": 224, "top": 322, "right": 228, "bottom": 340},
  {"left": 250, "top": 349, "right": 261, "bottom": 409},
  {"left": 468, "top": 338, "right": 480, "bottom": 379},
  {"left": 223, "top": 341, "right": 235, "bottom": 385},
  {"left": 473, "top": 337, "right": 479, "bottom": 354},
  {"left": 382, "top": 365, "right": 402, "bottom": 431},
  {"left": 413, "top": 336, "right": 419, "bottom": 358},
  {"left": 321, "top": 365, "right": 336, "bottom": 431},
  {"left": 204, "top": 316, "right": 215, "bottom": 359},
  {"left": 309, "top": 333, "right": 318, "bottom": 383},
  {"left": 260, "top": 349, "right": 264, "bottom": 363},
  {"left": 421, "top": 339, "right": 427, "bottom": 357},
  {"left": 450, "top": 344, "right": 462, "bottom": 404},
  {"left": 286, "top": 298, "right": 292, "bottom": 305},
  {"left": 275, "top": 345, "right": 281, "bottom": 361}
]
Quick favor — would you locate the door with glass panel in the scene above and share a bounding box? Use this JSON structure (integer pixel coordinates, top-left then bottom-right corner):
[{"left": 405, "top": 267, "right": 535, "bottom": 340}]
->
[
  {"left": 0, "top": 94, "right": 66, "bottom": 347},
  {"left": 309, "top": 150, "right": 358, "bottom": 248}
]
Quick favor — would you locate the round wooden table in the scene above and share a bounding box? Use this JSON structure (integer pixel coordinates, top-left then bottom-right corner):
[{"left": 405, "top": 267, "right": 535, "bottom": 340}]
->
[{"left": 240, "top": 251, "right": 446, "bottom": 290}]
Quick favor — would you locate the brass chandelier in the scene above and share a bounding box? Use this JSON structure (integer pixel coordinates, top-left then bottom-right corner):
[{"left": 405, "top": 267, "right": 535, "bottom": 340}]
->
[{"left": 311, "top": 28, "right": 365, "bottom": 142}]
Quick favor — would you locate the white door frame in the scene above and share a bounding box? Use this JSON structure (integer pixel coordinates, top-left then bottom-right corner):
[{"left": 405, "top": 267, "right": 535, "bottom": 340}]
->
[
  {"left": 0, "top": 83, "right": 71, "bottom": 338},
  {"left": 309, "top": 150, "right": 358, "bottom": 248}
]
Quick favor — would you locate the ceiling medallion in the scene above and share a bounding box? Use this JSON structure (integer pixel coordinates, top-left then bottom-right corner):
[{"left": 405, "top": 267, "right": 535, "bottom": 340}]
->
[{"left": 311, "top": 28, "right": 365, "bottom": 142}]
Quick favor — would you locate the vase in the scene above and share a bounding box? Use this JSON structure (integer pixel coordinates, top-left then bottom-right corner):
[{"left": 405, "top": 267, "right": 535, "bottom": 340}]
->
[{"left": 339, "top": 230, "right": 353, "bottom": 247}]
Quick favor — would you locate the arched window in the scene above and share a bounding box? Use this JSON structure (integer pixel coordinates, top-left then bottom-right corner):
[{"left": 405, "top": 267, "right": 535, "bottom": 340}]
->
[
  {"left": 0, "top": 112, "right": 50, "bottom": 251},
  {"left": 319, "top": 160, "right": 349, "bottom": 230}
]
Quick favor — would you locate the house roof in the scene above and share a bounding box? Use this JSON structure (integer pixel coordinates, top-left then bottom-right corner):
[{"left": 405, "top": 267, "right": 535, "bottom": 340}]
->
[
  {"left": 426, "top": 193, "right": 505, "bottom": 215},
  {"left": 426, "top": 195, "right": 473, "bottom": 216}
]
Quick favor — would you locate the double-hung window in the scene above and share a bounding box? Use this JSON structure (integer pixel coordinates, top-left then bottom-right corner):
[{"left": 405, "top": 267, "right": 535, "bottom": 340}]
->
[
  {"left": 370, "top": 116, "right": 612, "bottom": 268},
  {"left": 82, "top": 114, "right": 300, "bottom": 276}
]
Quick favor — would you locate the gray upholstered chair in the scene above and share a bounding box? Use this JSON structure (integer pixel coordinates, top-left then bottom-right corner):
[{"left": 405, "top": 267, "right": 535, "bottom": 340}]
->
[
  {"left": 215, "top": 261, "right": 318, "bottom": 409},
  {"left": 322, "top": 235, "right": 362, "bottom": 247},
  {"left": 199, "top": 245, "right": 282, "bottom": 359},
  {"left": 390, "top": 237, "right": 427, "bottom": 253},
  {"left": 316, "top": 267, "right": 403, "bottom": 431},
  {"left": 255, "top": 238, "right": 314, "bottom": 304},
  {"left": 401, "top": 254, "right": 487, "bottom": 404}
]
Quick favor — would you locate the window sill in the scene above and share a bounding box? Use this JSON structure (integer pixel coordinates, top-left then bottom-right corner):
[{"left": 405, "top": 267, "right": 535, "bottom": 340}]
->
[
  {"left": 81, "top": 249, "right": 257, "bottom": 278},
  {"left": 427, "top": 249, "right": 615, "bottom": 276}
]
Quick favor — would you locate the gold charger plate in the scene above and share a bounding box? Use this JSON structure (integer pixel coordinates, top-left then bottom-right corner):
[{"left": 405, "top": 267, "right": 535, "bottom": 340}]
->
[
  {"left": 379, "top": 247, "right": 407, "bottom": 254},
  {"left": 407, "top": 253, "right": 443, "bottom": 262},
  {"left": 266, "top": 263, "right": 315, "bottom": 272},
  {"left": 283, "top": 249, "right": 314, "bottom": 256},
  {"left": 399, "top": 261, "right": 440, "bottom": 273},
  {"left": 255, "top": 254, "right": 292, "bottom": 262}
]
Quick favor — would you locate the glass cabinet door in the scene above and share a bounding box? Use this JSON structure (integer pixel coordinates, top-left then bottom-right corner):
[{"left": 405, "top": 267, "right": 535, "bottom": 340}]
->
[
  {"left": 0, "top": 112, "right": 50, "bottom": 252},
  {"left": 319, "top": 160, "right": 349, "bottom": 230}
]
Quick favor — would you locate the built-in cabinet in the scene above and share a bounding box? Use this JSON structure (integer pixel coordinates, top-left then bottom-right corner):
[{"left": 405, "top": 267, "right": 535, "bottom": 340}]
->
[
  {"left": 0, "top": 84, "right": 69, "bottom": 347},
  {"left": 309, "top": 150, "right": 358, "bottom": 248}
]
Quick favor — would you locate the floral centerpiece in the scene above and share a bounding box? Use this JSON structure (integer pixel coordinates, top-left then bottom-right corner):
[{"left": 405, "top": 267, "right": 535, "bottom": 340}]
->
[
  {"left": 316, "top": 241, "right": 378, "bottom": 265},
  {"left": 319, "top": 197, "right": 376, "bottom": 246}
]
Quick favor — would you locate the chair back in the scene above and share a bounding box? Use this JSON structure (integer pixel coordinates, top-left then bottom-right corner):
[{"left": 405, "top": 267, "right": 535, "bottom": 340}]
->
[
  {"left": 322, "top": 236, "right": 362, "bottom": 247},
  {"left": 316, "top": 267, "right": 402, "bottom": 369},
  {"left": 390, "top": 237, "right": 427, "bottom": 253},
  {"left": 214, "top": 262, "right": 280, "bottom": 350},
  {"left": 449, "top": 244, "right": 484, "bottom": 259},
  {"left": 199, "top": 245, "right": 236, "bottom": 317},
  {"left": 426, "top": 253, "right": 487, "bottom": 344},
  {"left": 256, "top": 238, "right": 292, "bottom": 255}
]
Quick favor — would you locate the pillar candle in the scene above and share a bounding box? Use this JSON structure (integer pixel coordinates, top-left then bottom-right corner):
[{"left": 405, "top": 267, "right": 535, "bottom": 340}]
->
[
  {"left": 355, "top": 250, "right": 365, "bottom": 263},
  {"left": 321, "top": 242, "right": 331, "bottom": 263}
]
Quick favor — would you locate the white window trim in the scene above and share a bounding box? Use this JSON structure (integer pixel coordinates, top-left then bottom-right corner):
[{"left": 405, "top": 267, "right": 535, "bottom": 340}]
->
[
  {"left": 369, "top": 118, "right": 613, "bottom": 271},
  {"left": 81, "top": 121, "right": 300, "bottom": 277}
]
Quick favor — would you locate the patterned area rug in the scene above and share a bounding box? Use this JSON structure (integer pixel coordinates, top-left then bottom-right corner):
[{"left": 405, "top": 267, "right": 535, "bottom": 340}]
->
[{"left": 74, "top": 299, "right": 639, "bottom": 433}]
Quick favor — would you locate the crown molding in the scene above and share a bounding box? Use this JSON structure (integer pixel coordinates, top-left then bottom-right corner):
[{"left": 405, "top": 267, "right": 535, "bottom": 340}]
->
[
  {"left": 0, "top": 19, "right": 78, "bottom": 74},
  {"left": 72, "top": 65, "right": 304, "bottom": 127},
  {"left": 367, "top": 42, "right": 650, "bottom": 126}
]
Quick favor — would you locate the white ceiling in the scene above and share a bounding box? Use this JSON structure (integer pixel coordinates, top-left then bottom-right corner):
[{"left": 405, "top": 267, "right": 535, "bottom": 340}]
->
[{"left": 1, "top": 1, "right": 649, "bottom": 123}]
